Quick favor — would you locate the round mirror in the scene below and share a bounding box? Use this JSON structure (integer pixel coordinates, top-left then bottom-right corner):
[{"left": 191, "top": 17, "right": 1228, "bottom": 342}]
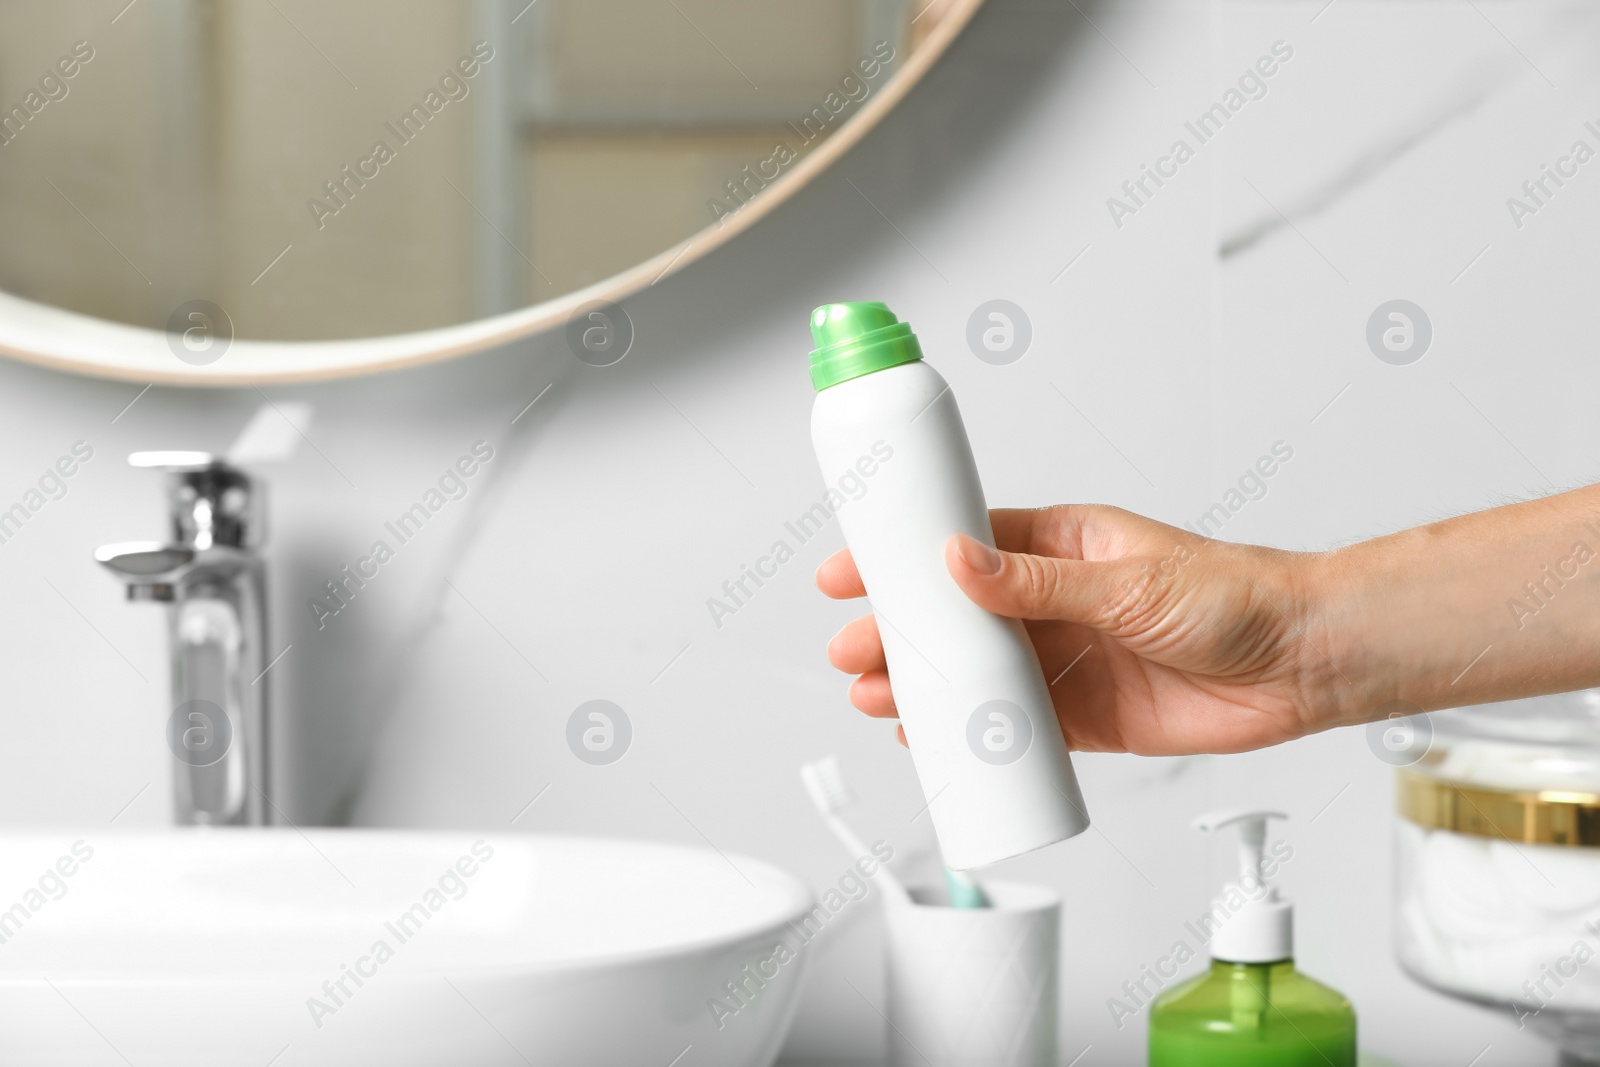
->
[{"left": 0, "top": 0, "right": 984, "bottom": 382}]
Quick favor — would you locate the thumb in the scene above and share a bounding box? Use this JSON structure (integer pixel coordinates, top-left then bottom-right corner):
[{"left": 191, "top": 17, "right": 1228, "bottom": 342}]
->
[{"left": 946, "top": 531, "right": 1141, "bottom": 628}]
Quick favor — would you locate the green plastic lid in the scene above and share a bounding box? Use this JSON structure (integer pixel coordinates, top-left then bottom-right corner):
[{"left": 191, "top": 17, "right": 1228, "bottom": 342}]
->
[{"left": 808, "top": 302, "right": 922, "bottom": 391}]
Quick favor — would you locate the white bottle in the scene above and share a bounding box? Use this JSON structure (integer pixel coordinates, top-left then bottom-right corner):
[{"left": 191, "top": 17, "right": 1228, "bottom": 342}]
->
[{"left": 807, "top": 302, "right": 1089, "bottom": 869}]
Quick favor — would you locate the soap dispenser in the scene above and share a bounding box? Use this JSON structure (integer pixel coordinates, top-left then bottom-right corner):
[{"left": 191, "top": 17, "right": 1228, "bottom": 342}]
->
[{"left": 1149, "top": 810, "right": 1356, "bottom": 1066}]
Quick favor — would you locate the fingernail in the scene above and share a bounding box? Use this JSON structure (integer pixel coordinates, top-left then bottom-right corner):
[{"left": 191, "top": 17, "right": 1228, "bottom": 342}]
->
[{"left": 956, "top": 533, "right": 1001, "bottom": 575}]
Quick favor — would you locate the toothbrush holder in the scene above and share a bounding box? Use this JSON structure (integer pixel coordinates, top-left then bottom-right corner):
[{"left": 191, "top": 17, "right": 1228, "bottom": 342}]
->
[{"left": 883, "top": 880, "right": 1060, "bottom": 1067}]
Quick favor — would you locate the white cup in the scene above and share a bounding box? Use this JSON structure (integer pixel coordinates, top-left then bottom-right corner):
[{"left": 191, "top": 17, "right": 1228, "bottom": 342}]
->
[{"left": 883, "top": 880, "right": 1060, "bottom": 1067}]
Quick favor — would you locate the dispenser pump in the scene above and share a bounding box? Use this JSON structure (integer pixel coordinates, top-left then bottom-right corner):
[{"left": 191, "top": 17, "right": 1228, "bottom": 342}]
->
[
  {"left": 1193, "top": 809, "right": 1292, "bottom": 964},
  {"left": 1151, "top": 809, "right": 1355, "bottom": 1065}
]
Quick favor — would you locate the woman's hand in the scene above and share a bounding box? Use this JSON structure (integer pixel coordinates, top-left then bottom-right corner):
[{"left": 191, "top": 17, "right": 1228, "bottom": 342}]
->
[{"left": 817, "top": 504, "right": 1342, "bottom": 755}]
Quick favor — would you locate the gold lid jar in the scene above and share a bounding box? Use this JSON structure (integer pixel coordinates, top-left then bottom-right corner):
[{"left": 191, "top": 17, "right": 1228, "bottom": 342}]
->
[{"left": 1394, "top": 691, "right": 1600, "bottom": 1062}]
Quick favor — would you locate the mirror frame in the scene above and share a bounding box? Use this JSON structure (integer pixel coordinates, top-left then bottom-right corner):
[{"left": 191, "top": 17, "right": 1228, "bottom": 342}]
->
[{"left": 0, "top": 0, "right": 986, "bottom": 386}]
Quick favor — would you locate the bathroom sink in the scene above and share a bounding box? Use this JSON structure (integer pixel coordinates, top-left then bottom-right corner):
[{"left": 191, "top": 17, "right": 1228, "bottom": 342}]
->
[{"left": 0, "top": 831, "right": 814, "bottom": 1066}]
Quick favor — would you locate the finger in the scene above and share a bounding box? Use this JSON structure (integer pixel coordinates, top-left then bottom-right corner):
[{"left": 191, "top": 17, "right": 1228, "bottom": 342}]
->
[
  {"left": 848, "top": 671, "right": 897, "bottom": 716},
  {"left": 946, "top": 531, "right": 1138, "bottom": 626},
  {"left": 827, "top": 615, "right": 886, "bottom": 674},
  {"left": 989, "top": 508, "right": 1056, "bottom": 555},
  {"left": 989, "top": 505, "right": 1103, "bottom": 558},
  {"left": 991, "top": 504, "right": 1180, "bottom": 562},
  {"left": 815, "top": 548, "right": 866, "bottom": 600}
]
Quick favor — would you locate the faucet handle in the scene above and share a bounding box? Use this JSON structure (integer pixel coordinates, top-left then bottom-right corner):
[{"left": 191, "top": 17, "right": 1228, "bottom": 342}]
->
[
  {"left": 129, "top": 451, "right": 221, "bottom": 473},
  {"left": 128, "top": 452, "right": 264, "bottom": 550}
]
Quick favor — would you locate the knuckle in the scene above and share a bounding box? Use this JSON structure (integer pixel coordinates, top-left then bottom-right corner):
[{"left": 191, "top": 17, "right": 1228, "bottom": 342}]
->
[
  {"left": 1101, "top": 561, "right": 1165, "bottom": 632},
  {"left": 1014, "top": 553, "right": 1066, "bottom": 613}
]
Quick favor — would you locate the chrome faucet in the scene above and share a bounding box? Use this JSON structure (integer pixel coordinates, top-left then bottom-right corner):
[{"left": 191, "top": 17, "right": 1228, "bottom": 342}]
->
[{"left": 96, "top": 452, "right": 271, "bottom": 825}]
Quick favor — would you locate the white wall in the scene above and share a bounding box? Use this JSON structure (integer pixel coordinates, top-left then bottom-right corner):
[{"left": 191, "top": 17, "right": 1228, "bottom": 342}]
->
[{"left": 0, "top": 0, "right": 1591, "bottom": 1063}]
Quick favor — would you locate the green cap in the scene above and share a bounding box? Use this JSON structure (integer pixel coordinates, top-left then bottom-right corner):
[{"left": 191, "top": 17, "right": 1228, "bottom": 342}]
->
[{"left": 808, "top": 302, "right": 922, "bottom": 391}]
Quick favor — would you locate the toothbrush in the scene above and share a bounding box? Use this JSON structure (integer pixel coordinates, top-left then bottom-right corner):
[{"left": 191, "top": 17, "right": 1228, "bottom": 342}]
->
[
  {"left": 944, "top": 867, "right": 990, "bottom": 909},
  {"left": 800, "top": 756, "right": 912, "bottom": 905}
]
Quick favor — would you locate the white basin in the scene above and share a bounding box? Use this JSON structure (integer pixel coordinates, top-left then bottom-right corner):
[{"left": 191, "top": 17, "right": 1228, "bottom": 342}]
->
[{"left": 0, "top": 831, "right": 815, "bottom": 1066}]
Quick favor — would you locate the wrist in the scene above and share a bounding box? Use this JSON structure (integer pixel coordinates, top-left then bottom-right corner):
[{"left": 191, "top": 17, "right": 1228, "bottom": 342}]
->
[{"left": 1282, "top": 545, "right": 1374, "bottom": 732}]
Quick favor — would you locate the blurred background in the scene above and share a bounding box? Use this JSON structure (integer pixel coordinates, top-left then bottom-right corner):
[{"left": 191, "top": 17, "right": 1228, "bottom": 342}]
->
[
  {"left": 0, "top": 0, "right": 955, "bottom": 338},
  {"left": 2, "top": 0, "right": 1597, "bottom": 1063}
]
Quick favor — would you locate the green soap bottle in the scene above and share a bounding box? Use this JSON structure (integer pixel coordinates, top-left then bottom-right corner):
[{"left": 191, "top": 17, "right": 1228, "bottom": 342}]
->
[{"left": 1149, "top": 809, "right": 1356, "bottom": 1067}]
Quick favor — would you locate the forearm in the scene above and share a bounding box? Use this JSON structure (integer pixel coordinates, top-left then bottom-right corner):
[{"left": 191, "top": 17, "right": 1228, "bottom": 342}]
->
[{"left": 1308, "top": 484, "right": 1600, "bottom": 725}]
